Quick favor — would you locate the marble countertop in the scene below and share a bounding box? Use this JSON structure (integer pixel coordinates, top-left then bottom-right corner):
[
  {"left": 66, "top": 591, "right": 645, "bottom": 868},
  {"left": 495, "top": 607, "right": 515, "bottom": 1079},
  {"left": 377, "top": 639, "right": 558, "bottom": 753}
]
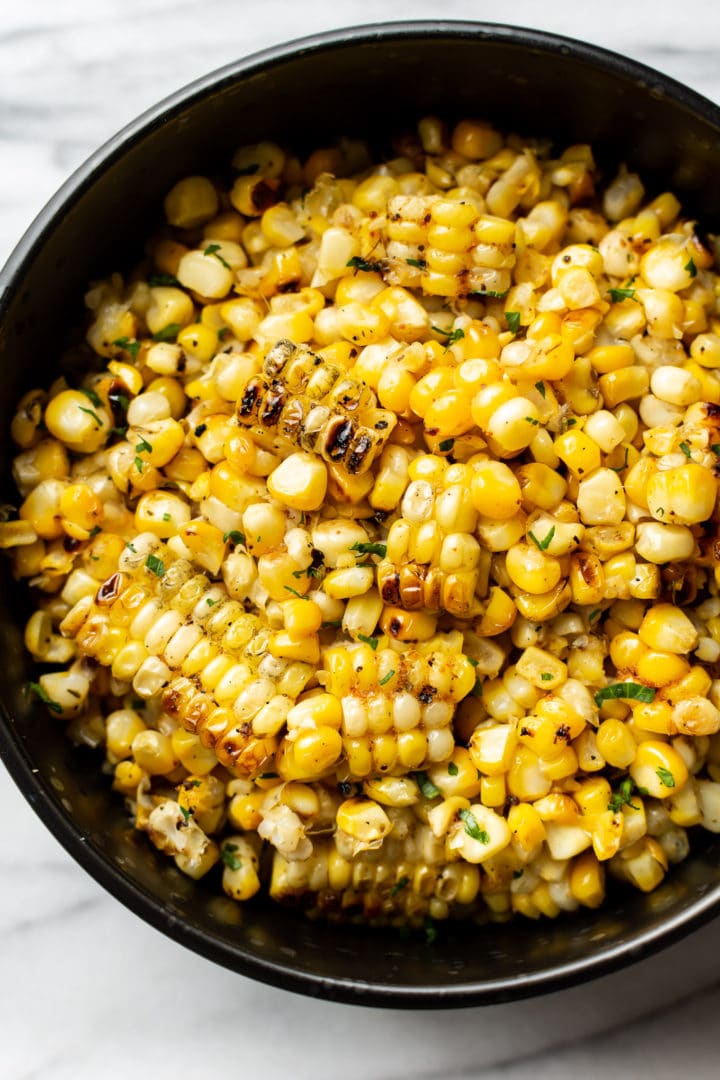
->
[{"left": 2, "top": 1, "right": 720, "bottom": 1076}]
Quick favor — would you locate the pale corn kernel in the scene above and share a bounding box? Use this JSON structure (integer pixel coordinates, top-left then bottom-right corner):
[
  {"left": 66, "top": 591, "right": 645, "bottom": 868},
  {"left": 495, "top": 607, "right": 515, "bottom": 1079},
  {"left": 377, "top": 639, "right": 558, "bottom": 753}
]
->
[{"left": 267, "top": 453, "right": 327, "bottom": 512}]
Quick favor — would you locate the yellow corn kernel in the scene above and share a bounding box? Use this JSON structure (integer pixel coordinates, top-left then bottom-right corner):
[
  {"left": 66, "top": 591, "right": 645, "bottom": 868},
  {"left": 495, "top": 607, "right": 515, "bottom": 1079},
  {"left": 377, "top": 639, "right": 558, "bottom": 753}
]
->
[
  {"left": 638, "top": 603, "right": 698, "bottom": 655},
  {"left": 554, "top": 429, "right": 601, "bottom": 479},
  {"left": 646, "top": 464, "right": 716, "bottom": 526},
  {"left": 629, "top": 740, "right": 689, "bottom": 799},
  {"left": 267, "top": 452, "right": 328, "bottom": 512},
  {"left": 570, "top": 851, "right": 605, "bottom": 908},
  {"left": 508, "top": 802, "right": 546, "bottom": 859},
  {"left": 131, "top": 730, "right": 177, "bottom": 775},
  {"left": 595, "top": 719, "right": 636, "bottom": 768},
  {"left": 598, "top": 366, "right": 649, "bottom": 406},
  {"left": 469, "top": 723, "right": 517, "bottom": 776},
  {"left": 164, "top": 176, "right": 218, "bottom": 228},
  {"left": 506, "top": 542, "right": 562, "bottom": 594}
]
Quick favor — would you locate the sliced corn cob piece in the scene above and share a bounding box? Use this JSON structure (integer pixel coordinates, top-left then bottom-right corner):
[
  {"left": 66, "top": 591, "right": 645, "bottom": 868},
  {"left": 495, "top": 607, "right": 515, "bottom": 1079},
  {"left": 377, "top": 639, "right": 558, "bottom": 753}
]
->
[{"left": 236, "top": 339, "right": 396, "bottom": 474}]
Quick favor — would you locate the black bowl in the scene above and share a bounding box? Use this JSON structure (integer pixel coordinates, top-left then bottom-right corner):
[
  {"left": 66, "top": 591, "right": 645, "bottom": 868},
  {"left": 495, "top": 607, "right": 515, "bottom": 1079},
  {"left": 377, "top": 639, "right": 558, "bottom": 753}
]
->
[{"left": 2, "top": 21, "right": 720, "bottom": 1008}]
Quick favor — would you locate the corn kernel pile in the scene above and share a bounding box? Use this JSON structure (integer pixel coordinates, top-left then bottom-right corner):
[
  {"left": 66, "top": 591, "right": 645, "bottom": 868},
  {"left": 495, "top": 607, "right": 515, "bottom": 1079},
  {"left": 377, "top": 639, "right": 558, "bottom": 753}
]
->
[{"left": 7, "top": 116, "right": 720, "bottom": 927}]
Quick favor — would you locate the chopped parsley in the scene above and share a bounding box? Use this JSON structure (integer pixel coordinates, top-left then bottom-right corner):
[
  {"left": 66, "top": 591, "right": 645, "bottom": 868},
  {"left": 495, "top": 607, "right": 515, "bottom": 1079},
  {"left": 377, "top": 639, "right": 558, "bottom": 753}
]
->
[
  {"left": 346, "top": 255, "right": 383, "bottom": 273},
  {"left": 283, "top": 585, "right": 308, "bottom": 599},
  {"left": 178, "top": 805, "right": 193, "bottom": 823},
  {"left": 712, "top": 444, "right": 720, "bottom": 456},
  {"left": 134, "top": 457, "right": 145, "bottom": 473},
  {"left": 223, "top": 530, "right": 246, "bottom": 546},
  {"left": 145, "top": 554, "right": 165, "bottom": 577},
  {"left": 657, "top": 767, "right": 676, "bottom": 788},
  {"left": 525, "top": 416, "right": 539, "bottom": 425},
  {"left": 446, "top": 327, "right": 465, "bottom": 347},
  {"left": 406, "top": 257, "right": 426, "bottom": 269},
  {"left": 135, "top": 438, "right": 153, "bottom": 454},
  {"left": 540, "top": 672, "right": 553, "bottom": 682},
  {"left": 357, "top": 633, "right": 379, "bottom": 650},
  {"left": 321, "top": 620, "right": 342, "bottom": 629},
  {"left": 505, "top": 311, "right": 521, "bottom": 334},
  {"left": 147, "top": 273, "right": 180, "bottom": 287},
  {"left": 438, "top": 438, "right": 455, "bottom": 453},
  {"left": 221, "top": 843, "right": 242, "bottom": 871},
  {"left": 424, "top": 916, "right": 437, "bottom": 944},
  {"left": 351, "top": 541, "right": 387, "bottom": 558},
  {"left": 535, "top": 380, "right": 546, "bottom": 398},
  {"left": 608, "top": 778, "right": 640, "bottom": 813},
  {"left": 458, "top": 808, "right": 489, "bottom": 844},
  {"left": 413, "top": 771, "right": 441, "bottom": 799},
  {"left": 204, "top": 243, "right": 232, "bottom": 270},
  {"left": 79, "top": 387, "right": 103, "bottom": 408},
  {"left": 390, "top": 875, "right": 410, "bottom": 897},
  {"left": 28, "top": 682, "right": 62, "bottom": 714},
  {"left": 125, "top": 542, "right": 137, "bottom": 552},
  {"left": 528, "top": 525, "right": 555, "bottom": 551},
  {"left": 162, "top": 513, "right": 171, "bottom": 522},
  {"left": 379, "top": 670, "right": 395, "bottom": 686},
  {"left": 679, "top": 441, "right": 692, "bottom": 459},
  {"left": 594, "top": 682, "right": 655, "bottom": 706},
  {"left": 152, "top": 323, "right": 182, "bottom": 342},
  {"left": 113, "top": 337, "right": 141, "bottom": 359},
  {"left": 447, "top": 761, "right": 459, "bottom": 776},
  {"left": 206, "top": 598, "right": 218, "bottom": 607},
  {"left": 685, "top": 257, "right": 697, "bottom": 278},
  {"left": 88, "top": 525, "right": 102, "bottom": 538},
  {"left": 258, "top": 771, "right": 279, "bottom": 780},
  {"left": 608, "top": 287, "right": 637, "bottom": 302},
  {"left": 473, "top": 288, "right": 509, "bottom": 299},
  {"left": 78, "top": 405, "right": 102, "bottom": 428}
]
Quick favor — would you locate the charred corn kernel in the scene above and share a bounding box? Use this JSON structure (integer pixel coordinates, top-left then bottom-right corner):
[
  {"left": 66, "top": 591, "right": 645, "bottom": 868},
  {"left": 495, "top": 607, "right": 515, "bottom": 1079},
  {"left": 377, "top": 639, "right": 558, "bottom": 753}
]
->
[
  {"left": 145, "top": 286, "right": 195, "bottom": 337},
  {"left": 44, "top": 391, "right": 110, "bottom": 453},
  {"left": 131, "top": 730, "right": 176, "bottom": 775},
  {"left": 638, "top": 604, "right": 698, "bottom": 654},
  {"left": 164, "top": 176, "right": 218, "bottom": 228},
  {"left": 630, "top": 740, "right": 689, "bottom": 799},
  {"left": 577, "top": 468, "right": 626, "bottom": 525},
  {"left": 554, "top": 429, "right": 601, "bottom": 478},
  {"left": 506, "top": 542, "right": 561, "bottom": 594},
  {"left": 647, "top": 464, "right": 716, "bottom": 526},
  {"left": 267, "top": 453, "right": 327, "bottom": 512},
  {"left": 596, "top": 719, "right": 637, "bottom": 768}
]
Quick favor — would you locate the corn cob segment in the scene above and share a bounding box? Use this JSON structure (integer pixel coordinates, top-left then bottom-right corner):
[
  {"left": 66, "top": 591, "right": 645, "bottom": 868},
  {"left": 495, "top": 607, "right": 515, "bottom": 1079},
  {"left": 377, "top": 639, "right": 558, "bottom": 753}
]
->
[
  {"left": 62, "top": 546, "right": 302, "bottom": 777},
  {"left": 236, "top": 339, "right": 396, "bottom": 474},
  {"left": 321, "top": 639, "right": 477, "bottom": 775}
]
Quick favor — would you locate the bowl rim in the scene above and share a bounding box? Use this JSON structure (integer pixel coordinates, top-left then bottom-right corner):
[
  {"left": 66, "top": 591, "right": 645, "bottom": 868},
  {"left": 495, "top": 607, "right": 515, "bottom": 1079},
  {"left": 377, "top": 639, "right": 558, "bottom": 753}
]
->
[{"left": 2, "top": 19, "right": 720, "bottom": 1008}]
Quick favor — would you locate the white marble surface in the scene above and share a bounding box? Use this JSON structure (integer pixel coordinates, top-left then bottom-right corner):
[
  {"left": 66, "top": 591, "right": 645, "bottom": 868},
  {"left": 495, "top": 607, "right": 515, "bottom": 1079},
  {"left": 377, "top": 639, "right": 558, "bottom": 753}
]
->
[{"left": 2, "top": 1, "right": 720, "bottom": 1076}]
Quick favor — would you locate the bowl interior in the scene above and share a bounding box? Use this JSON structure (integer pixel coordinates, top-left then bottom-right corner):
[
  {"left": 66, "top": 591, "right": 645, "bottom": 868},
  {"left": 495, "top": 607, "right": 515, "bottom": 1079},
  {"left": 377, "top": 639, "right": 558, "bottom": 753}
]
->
[{"left": 2, "top": 23, "right": 720, "bottom": 1006}]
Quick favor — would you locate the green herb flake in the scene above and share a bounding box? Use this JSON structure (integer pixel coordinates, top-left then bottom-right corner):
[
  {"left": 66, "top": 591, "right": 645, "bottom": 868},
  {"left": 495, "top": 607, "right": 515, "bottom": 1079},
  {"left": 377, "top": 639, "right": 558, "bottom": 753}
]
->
[
  {"left": 594, "top": 682, "right": 655, "bottom": 706},
  {"left": 346, "top": 255, "right": 383, "bottom": 273},
  {"left": 679, "top": 441, "right": 692, "bottom": 459},
  {"left": 161, "top": 513, "right": 172, "bottom": 523},
  {"left": 80, "top": 387, "right": 103, "bottom": 408},
  {"left": 414, "top": 771, "right": 441, "bottom": 799},
  {"left": 206, "top": 598, "right": 218, "bottom": 607},
  {"left": 390, "top": 875, "right": 410, "bottom": 897},
  {"left": 221, "top": 843, "right": 242, "bottom": 871},
  {"left": 134, "top": 457, "right": 145, "bottom": 473},
  {"left": 406, "top": 257, "right": 426, "bottom": 269},
  {"left": 283, "top": 585, "right": 308, "bottom": 600},
  {"left": 608, "top": 287, "right": 637, "bottom": 303},
  {"left": 438, "top": 438, "right": 455, "bottom": 453},
  {"left": 525, "top": 416, "right": 539, "bottom": 425},
  {"left": 467, "top": 657, "right": 479, "bottom": 667},
  {"left": 147, "top": 273, "right": 180, "bottom": 287},
  {"left": 357, "top": 633, "right": 379, "bottom": 650},
  {"left": 321, "top": 620, "right": 343, "bottom": 629},
  {"left": 657, "top": 766, "right": 676, "bottom": 788},
  {"left": 109, "top": 426, "right": 128, "bottom": 439},
  {"left": 178, "top": 805, "right": 193, "bottom": 823},
  {"left": 528, "top": 525, "right": 555, "bottom": 551},
  {"left": 379, "top": 670, "right": 395, "bottom": 686},
  {"left": 470, "top": 678, "right": 483, "bottom": 698},
  {"left": 506, "top": 311, "right": 521, "bottom": 334},
  {"left": 218, "top": 326, "right": 230, "bottom": 341},
  {"left": 685, "top": 257, "right": 697, "bottom": 278},
  {"left": 350, "top": 541, "right": 387, "bottom": 558},
  {"left": 608, "top": 778, "right": 640, "bottom": 813},
  {"left": 447, "top": 761, "right": 459, "bottom": 776},
  {"left": 113, "top": 337, "right": 141, "bottom": 359},
  {"left": 458, "top": 808, "right": 490, "bottom": 844},
  {"left": 712, "top": 444, "right": 720, "bottom": 456},
  {"left": 446, "top": 327, "right": 465, "bottom": 347},
  {"left": 28, "top": 682, "right": 62, "bottom": 714},
  {"left": 540, "top": 672, "right": 553, "bottom": 682},
  {"left": 145, "top": 554, "right": 165, "bottom": 577},
  {"left": 589, "top": 609, "right": 602, "bottom": 622},
  {"left": 473, "top": 288, "right": 509, "bottom": 299},
  {"left": 535, "top": 380, "right": 546, "bottom": 398},
  {"left": 125, "top": 542, "right": 137, "bottom": 553},
  {"left": 258, "top": 771, "right": 279, "bottom": 780},
  {"left": 135, "top": 438, "right": 153, "bottom": 455},
  {"left": 78, "top": 405, "right": 102, "bottom": 428},
  {"left": 223, "top": 530, "right": 246, "bottom": 546},
  {"left": 152, "top": 323, "right": 182, "bottom": 342},
  {"left": 204, "top": 243, "right": 232, "bottom": 270},
  {"left": 88, "top": 525, "right": 102, "bottom": 538}
]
